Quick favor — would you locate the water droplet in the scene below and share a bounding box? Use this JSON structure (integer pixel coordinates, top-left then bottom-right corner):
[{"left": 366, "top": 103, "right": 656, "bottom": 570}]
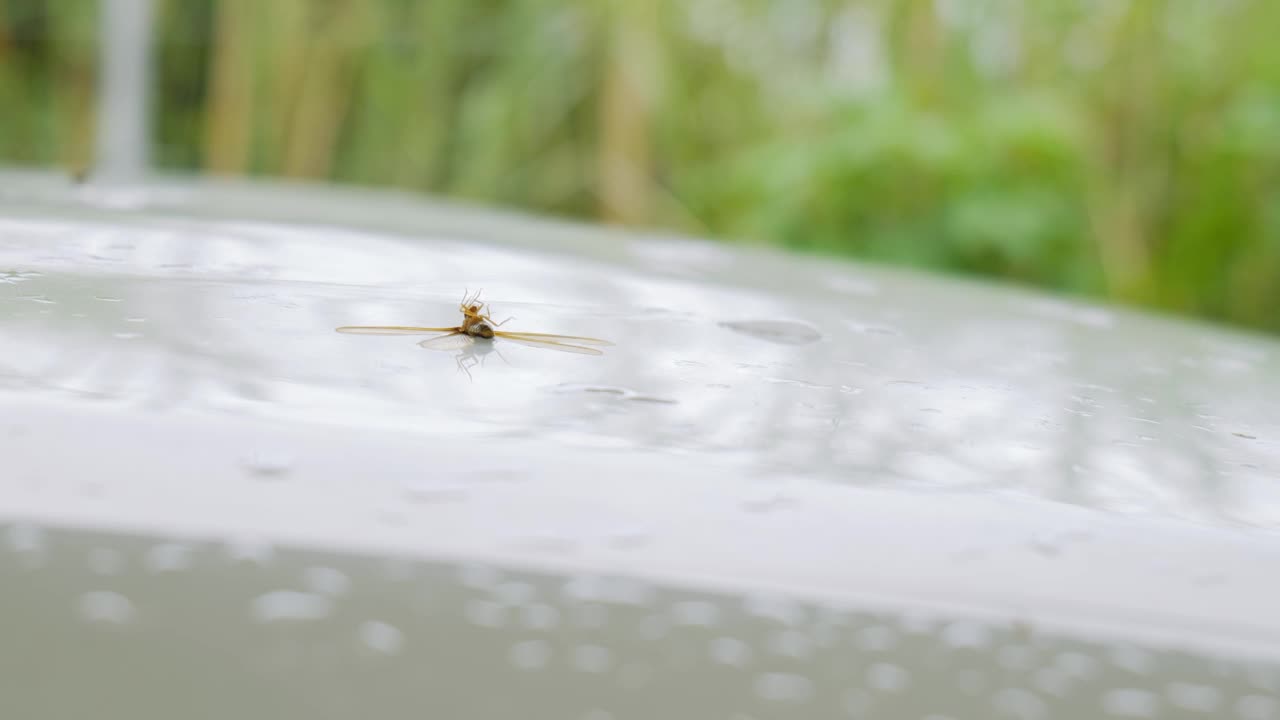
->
[
  {"left": 251, "top": 591, "right": 331, "bottom": 623},
  {"left": 465, "top": 599, "right": 507, "bottom": 628},
  {"left": 304, "top": 566, "right": 350, "bottom": 596},
  {"left": 79, "top": 591, "right": 135, "bottom": 625},
  {"left": 492, "top": 581, "right": 536, "bottom": 606},
  {"left": 520, "top": 604, "right": 560, "bottom": 631},
  {"left": 6, "top": 521, "right": 44, "bottom": 554},
  {"left": 742, "top": 593, "right": 804, "bottom": 626},
  {"left": 94, "top": 295, "right": 123, "bottom": 302},
  {"left": 224, "top": 533, "right": 274, "bottom": 565},
  {"left": 1109, "top": 646, "right": 1153, "bottom": 675},
  {"left": 552, "top": 383, "right": 626, "bottom": 397},
  {"left": 378, "top": 557, "right": 416, "bottom": 583},
  {"left": 994, "top": 687, "right": 1047, "bottom": 719},
  {"left": 561, "top": 574, "right": 607, "bottom": 602},
  {"left": 572, "top": 644, "right": 613, "bottom": 673},
  {"left": 1102, "top": 688, "right": 1159, "bottom": 718},
  {"left": 867, "top": 662, "right": 909, "bottom": 692},
  {"left": 740, "top": 488, "right": 797, "bottom": 513},
  {"left": 709, "top": 637, "right": 752, "bottom": 667},
  {"left": 605, "top": 525, "right": 653, "bottom": 549},
  {"left": 358, "top": 620, "right": 404, "bottom": 655},
  {"left": 941, "top": 620, "right": 991, "bottom": 649},
  {"left": 769, "top": 629, "right": 814, "bottom": 659},
  {"left": 5, "top": 522, "right": 45, "bottom": 567},
  {"left": 753, "top": 672, "right": 814, "bottom": 703},
  {"left": 1033, "top": 667, "right": 1071, "bottom": 697},
  {"left": 630, "top": 394, "right": 677, "bottom": 404},
  {"left": 1246, "top": 667, "right": 1279, "bottom": 694},
  {"left": 513, "top": 528, "right": 578, "bottom": 554},
  {"left": 508, "top": 640, "right": 551, "bottom": 670},
  {"left": 998, "top": 644, "right": 1038, "bottom": 672},
  {"left": 112, "top": 332, "right": 142, "bottom": 340},
  {"left": 853, "top": 624, "right": 898, "bottom": 652},
  {"left": 144, "top": 542, "right": 192, "bottom": 573},
  {"left": 88, "top": 547, "right": 124, "bottom": 575},
  {"left": 720, "top": 320, "right": 822, "bottom": 345},
  {"left": 0, "top": 269, "right": 41, "bottom": 284},
  {"left": 1030, "top": 533, "right": 1065, "bottom": 556},
  {"left": 898, "top": 609, "right": 937, "bottom": 635},
  {"left": 560, "top": 574, "right": 653, "bottom": 606},
  {"left": 1237, "top": 695, "right": 1279, "bottom": 720},
  {"left": 670, "top": 600, "right": 720, "bottom": 627},
  {"left": 1055, "top": 651, "right": 1100, "bottom": 678},
  {"left": 376, "top": 508, "right": 409, "bottom": 526},
  {"left": 242, "top": 450, "right": 294, "bottom": 478},
  {"left": 1165, "top": 682, "right": 1221, "bottom": 713},
  {"left": 847, "top": 322, "right": 901, "bottom": 336},
  {"left": 826, "top": 275, "right": 879, "bottom": 296},
  {"left": 403, "top": 477, "right": 470, "bottom": 503},
  {"left": 458, "top": 563, "right": 502, "bottom": 589},
  {"left": 1027, "top": 299, "right": 1115, "bottom": 328}
]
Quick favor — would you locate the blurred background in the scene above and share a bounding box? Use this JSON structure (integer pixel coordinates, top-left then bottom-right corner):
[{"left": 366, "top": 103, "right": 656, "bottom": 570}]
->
[{"left": 3, "top": 0, "right": 1279, "bottom": 334}]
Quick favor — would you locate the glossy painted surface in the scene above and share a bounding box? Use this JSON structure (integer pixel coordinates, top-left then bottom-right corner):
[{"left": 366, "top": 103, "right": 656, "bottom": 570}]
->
[{"left": 1, "top": 171, "right": 1278, "bottom": 717}]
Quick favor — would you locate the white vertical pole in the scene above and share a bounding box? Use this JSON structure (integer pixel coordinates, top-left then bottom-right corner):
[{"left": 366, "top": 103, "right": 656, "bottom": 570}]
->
[{"left": 94, "top": 0, "right": 154, "bottom": 182}]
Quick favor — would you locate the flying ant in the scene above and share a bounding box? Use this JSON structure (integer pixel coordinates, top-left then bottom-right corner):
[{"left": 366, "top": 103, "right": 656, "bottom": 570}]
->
[{"left": 336, "top": 289, "right": 613, "bottom": 356}]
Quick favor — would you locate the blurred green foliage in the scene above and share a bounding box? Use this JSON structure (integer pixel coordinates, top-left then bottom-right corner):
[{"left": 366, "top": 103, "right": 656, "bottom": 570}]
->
[
  {"left": 0, "top": 0, "right": 96, "bottom": 170},
  {"left": 3, "top": 0, "right": 1280, "bottom": 332}
]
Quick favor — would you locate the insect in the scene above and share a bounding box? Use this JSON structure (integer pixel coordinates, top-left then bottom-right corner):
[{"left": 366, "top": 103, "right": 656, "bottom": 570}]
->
[{"left": 335, "top": 290, "right": 613, "bottom": 356}]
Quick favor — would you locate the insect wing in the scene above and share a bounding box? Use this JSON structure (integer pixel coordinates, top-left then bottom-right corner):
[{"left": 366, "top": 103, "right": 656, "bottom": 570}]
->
[
  {"left": 336, "top": 325, "right": 460, "bottom": 335},
  {"left": 419, "top": 332, "right": 477, "bottom": 351},
  {"left": 492, "top": 330, "right": 604, "bottom": 355},
  {"left": 494, "top": 330, "right": 613, "bottom": 347}
]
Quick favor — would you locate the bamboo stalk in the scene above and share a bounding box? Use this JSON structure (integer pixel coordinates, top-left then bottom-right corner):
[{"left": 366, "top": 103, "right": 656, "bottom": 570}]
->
[{"left": 203, "top": 0, "right": 255, "bottom": 174}]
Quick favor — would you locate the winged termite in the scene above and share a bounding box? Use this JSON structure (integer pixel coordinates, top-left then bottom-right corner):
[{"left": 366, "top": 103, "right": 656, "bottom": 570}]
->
[{"left": 335, "top": 290, "right": 613, "bottom": 356}]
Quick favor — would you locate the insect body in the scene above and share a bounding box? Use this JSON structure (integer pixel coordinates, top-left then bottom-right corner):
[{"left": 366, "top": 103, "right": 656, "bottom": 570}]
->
[{"left": 336, "top": 290, "right": 613, "bottom": 356}]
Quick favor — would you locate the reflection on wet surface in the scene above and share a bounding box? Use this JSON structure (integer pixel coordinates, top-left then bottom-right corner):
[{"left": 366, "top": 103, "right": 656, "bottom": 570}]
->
[
  {"left": 3, "top": 527, "right": 1278, "bottom": 720},
  {"left": 1, "top": 213, "right": 1278, "bottom": 530},
  {"left": 2, "top": 178, "right": 1280, "bottom": 717}
]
